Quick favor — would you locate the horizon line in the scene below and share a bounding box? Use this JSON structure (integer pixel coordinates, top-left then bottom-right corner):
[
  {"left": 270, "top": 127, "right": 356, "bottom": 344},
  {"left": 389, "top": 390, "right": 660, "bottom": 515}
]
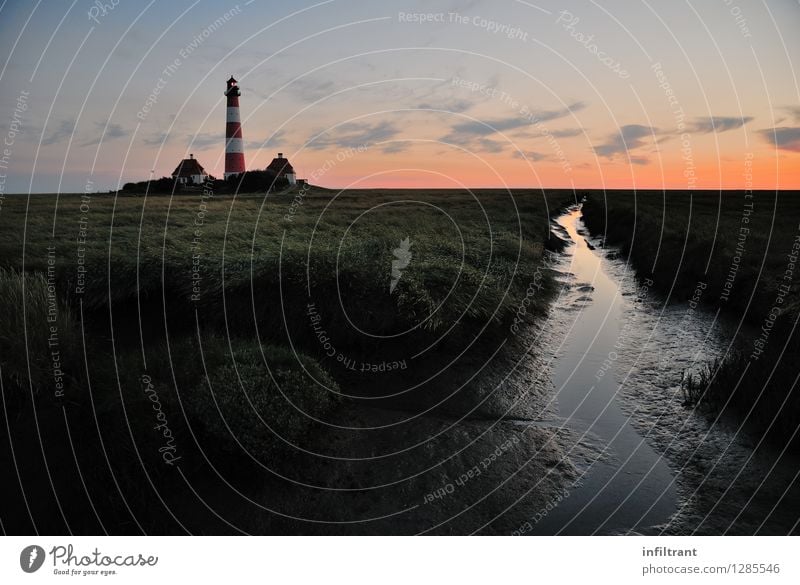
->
[{"left": 8, "top": 186, "right": 800, "bottom": 196}]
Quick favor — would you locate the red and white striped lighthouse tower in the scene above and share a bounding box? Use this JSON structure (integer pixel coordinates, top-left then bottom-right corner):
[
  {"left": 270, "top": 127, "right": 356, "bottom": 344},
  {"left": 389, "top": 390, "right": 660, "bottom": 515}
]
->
[{"left": 224, "top": 75, "right": 245, "bottom": 179}]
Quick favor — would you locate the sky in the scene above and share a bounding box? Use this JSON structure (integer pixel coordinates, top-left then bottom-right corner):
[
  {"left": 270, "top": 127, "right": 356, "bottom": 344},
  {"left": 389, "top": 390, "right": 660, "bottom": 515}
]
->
[{"left": 0, "top": 0, "right": 798, "bottom": 193}]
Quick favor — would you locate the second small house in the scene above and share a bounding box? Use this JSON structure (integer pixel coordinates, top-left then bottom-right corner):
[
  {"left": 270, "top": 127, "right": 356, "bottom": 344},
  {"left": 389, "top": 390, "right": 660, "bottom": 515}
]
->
[
  {"left": 266, "top": 153, "right": 296, "bottom": 185},
  {"left": 172, "top": 154, "right": 209, "bottom": 185}
]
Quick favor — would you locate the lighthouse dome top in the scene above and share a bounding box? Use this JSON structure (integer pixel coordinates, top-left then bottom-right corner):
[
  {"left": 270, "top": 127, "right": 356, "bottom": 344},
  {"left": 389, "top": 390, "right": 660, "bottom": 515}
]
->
[{"left": 225, "top": 75, "right": 241, "bottom": 98}]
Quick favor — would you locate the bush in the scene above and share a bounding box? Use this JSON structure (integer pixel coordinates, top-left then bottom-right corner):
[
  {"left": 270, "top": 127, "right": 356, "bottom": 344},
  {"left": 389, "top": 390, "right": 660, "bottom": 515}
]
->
[
  {"left": 226, "top": 170, "right": 289, "bottom": 193},
  {"left": 121, "top": 176, "right": 184, "bottom": 194}
]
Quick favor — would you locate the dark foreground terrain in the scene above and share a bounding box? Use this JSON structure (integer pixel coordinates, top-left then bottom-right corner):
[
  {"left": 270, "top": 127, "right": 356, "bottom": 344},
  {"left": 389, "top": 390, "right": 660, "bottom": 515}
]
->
[
  {"left": 1, "top": 187, "right": 797, "bottom": 535},
  {"left": 0, "top": 187, "right": 583, "bottom": 534}
]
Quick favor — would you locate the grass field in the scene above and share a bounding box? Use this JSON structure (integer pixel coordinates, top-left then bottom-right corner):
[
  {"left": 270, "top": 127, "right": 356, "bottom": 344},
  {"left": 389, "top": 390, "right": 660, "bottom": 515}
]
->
[
  {"left": 0, "top": 187, "right": 574, "bottom": 533},
  {"left": 0, "top": 188, "right": 573, "bottom": 398},
  {"left": 4, "top": 187, "right": 797, "bottom": 533},
  {"left": 582, "top": 190, "right": 800, "bottom": 449}
]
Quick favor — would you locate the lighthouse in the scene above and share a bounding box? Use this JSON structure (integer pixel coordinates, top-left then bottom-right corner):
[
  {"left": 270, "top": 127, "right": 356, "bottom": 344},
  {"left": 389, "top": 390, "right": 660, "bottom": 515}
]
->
[{"left": 224, "top": 75, "right": 245, "bottom": 179}]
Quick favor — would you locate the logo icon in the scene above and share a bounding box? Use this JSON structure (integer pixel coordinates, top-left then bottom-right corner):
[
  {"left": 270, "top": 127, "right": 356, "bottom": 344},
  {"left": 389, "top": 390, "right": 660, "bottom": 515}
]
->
[
  {"left": 390, "top": 237, "right": 412, "bottom": 294},
  {"left": 20, "top": 545, "right": 45, "bottom": 573}
]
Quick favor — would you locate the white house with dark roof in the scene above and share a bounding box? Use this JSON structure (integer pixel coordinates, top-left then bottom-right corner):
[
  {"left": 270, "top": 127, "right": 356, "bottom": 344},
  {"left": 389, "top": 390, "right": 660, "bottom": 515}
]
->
[
  {"left": 171, "top": 154, "right": 209, "bottom": 185},
  {"left": 266, "top": 153, "right": 296, "bottom": 185}
]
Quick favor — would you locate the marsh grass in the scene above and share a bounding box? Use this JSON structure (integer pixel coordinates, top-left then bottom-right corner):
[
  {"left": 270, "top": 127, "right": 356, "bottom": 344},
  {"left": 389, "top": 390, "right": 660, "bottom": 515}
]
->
[
  {"left": 0, "top": 188, "right": 571, "bottom": 383},
  {"left": 0, "top": 188, "right": 572, "bottom": 532},
  {"left": 0, "top": 268, "right": 80, "bottom": 401},
  {"left": 584, "top": 190, "right": 800, "bottom": 449},
  {"left": 581, "top": 190, "right": 800, "bottom": 316},
  {"left": 186, "top": 342, "right": 340, "bottom": 464}
]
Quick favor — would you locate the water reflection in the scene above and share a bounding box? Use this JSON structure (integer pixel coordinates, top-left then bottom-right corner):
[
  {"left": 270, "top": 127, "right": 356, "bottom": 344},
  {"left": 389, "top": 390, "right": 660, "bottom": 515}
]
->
[
  {"left": 532, "top": 207, "right": 676, "bottom": 534},
  {"left": 534, "top": 205, "right": 800, "bottom": 535}
]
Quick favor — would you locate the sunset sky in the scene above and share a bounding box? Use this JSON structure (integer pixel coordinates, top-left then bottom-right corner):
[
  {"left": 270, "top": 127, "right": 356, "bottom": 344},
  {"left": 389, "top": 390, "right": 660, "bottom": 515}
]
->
[{"left": 1, "top": 0, "right": 798, "bottom": 193}]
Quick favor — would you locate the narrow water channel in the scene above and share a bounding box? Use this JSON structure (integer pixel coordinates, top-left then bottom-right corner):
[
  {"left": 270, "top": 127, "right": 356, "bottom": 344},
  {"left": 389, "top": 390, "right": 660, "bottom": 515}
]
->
[
  {"left": 532, "top": 206, "right": 677, "bottom": 534},
  {"left": 531, "top": 205, "right": 800, "bottom": 535}
]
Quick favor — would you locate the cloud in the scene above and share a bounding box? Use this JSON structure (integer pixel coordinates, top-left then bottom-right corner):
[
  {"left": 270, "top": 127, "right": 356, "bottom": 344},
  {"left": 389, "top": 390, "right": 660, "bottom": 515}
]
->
[
  {"left": 190, "top": 128, "right": 289, "bottom": 152},
  {"left": 106, "top": 124, "right": 126, "bottom": 139},
  {"left": 759, "top": 127, "right": 800, "bottom": 152},
  {"left": 476, "top": 138, "right": 505, "bottom": 153},
  {"left": 42, "top": 119, "right": 76, "bottom": 145},
  {"left": 417, "top": 99, "right": 473, "bottom": 113},
  {"left": 447, "top": 117, "right": 526, "bottom": 137},
  {"left": 550, "top": 128, "right": 584, "bottom": 138},
  {"left": 381, "top": 142, "right": 410, "bottom": 154},
  {"left": 187, "top": 133, "right": 220, "bottom": 149},
  {"left": 783, "top": 106, "right": 800, "bottom": 123},
  {"left": 687, "top": 116, "right": 753, "bottom": 133},
  {"left": 245, "top": 129, "right": 287, "bottom": 150},
  {"left": 513, "top": 150, "right": 551, "bottom": 162},
  {"left": 629, "top": 156, "right": 650, "bottom": 165},
  {"left": 142, "top": 132, "right": 173, "bottom": 147},
  {"left": 534, "top": 101, "right": 588, "bottom": 122},
  {"left": 81, "top": 122, "right": 127, "bottom": 147},
  {"left": 287, "top": 78, "right": 338, "bottom": 103},
  {"left": 307, "top": 121, "right": 400, "bottom": 150},
  {"left": 594, "top": 124, "right": 655, "bottom": 158},
  {"left": 446, "top": 101, "right": 586, "bottom": 138}
]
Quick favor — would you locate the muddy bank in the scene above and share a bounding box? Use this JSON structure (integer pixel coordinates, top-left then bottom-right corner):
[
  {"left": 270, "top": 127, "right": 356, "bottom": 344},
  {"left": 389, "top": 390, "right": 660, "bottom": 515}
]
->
[
  {"left": 256, "top": 406, "right": 598, "bottom": 535},
  {"left": 574, "top": 206, "right": 800, "bottom": 535},
  {"left": 180, "top": 319, "right": 600, "bottom": 535},
  {"left": 598, "top": 254, "right": 800, "bottom": 534}
]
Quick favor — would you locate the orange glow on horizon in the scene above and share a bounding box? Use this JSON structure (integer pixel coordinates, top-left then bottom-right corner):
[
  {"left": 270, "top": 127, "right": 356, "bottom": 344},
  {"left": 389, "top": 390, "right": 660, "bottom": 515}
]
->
[{"left": 304, "top": 151, "right": 799, "bottom": 191}]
